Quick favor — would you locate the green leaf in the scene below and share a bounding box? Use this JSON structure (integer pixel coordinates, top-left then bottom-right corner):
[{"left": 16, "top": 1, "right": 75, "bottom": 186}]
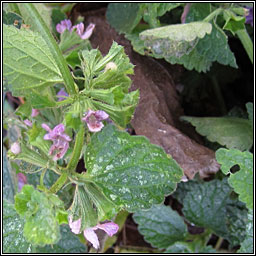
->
[
  {"left": 3, "top": 24, "right": 63, "bottom": 96},
  {"left": 84, "top": 124, "right": 183, "bottom": 212},
  {"left": 3, "top": 10, "right": 22, "bottom": 28},
  {"left": 223, "top": 10, "right": 246, "bottom": 35},
  {"left": 133, "top": 204, "right": 187, "bottom": 249},
  {"left": 80, "top": 42, "right": 139, "bottom": 128},
  {"left": 3, "top": 147, "right": 17, "bottom": 203},
  {"left": 51, "top": 8, "right": 66, "bottom": 37},
  {"left": 238, "top": 209, "right": 253, "bottom": 253},
  {"left": 165, "top": 242, "right": 216, "bottom": 253},
  {"left": 14, "top": 185, "right": 61, "bottom": 246},
  {"left": 142, "top": 3, "right": 182, "bottom": 28},
  {"left": 216, "top": 148, "right": 253, "bottom": 210},
  {"left": 35, "top": 225, "right": 87, "bottom": 253},
  {"left": 196, "top": 21, "right": 238, "bottom": 68},
  {"left": 140, "top": 21, "right": 212, "bottom": 58},
  {"left": 3, "top": 200, "right": 36, "bottom": 253},
  {"left": 106, "top": 3, "right": 145, "bottom": 33},
  {"left": 182, "top": 178, "right": 247, "bottom": 245},
  {"left": 180, "top": 116, "right": 253, "bottom": 151},
  {"left": 18, "top": 3, "right": 52, "bottom": 33},
  {"left": 59, "top": 29, "right": 84, "bottom": 53},
  {"left": 185, "top": 3, "right": 211, "bottom": 23}
]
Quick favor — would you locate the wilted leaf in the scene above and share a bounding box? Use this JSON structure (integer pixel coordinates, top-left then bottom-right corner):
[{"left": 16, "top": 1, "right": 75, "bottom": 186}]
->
[
  {"left": 85, "top": 124, "right": 183, "bottom": 212},
  {"left": 133, "top": 204, "right": 188, "bottom": 249},
  {"left": 3, "top": 24, "right": 63, "bottom": 96},
  {"left": 3, "top": 200, "right": 36, "bottom": 253},
  {"left": 216, "top": 148, "right": 253, "bottom": 210},
  {"left": 181, "top": 116, "right": 253, "bottom": 151},
  {"left": 140, "top": 21, "right": 212, "bottom": 58},
  {"left": 87, "top": 14, "right": 220, "bottom": 179}
]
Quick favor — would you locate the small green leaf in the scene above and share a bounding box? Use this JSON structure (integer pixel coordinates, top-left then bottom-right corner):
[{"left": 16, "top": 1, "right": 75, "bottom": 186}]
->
[
  {"left": 59, "top": 29, "right": 84, "bottom": 53},
  {"left": 106, "top": 3, "right": 145, "bottom": 33},
  {"left": 216, "top": 148, "right": 253, "bottom": 210},
  {"left": 3, "top": 24, "right": 63, "bottom": 96},
  {"left": 223, "top": 10, "right": 246, "bottom": 35},
  {"left": 14, "top": 185, "right": 61, "bottom": 246},
  {"left": 238, "top": 209, "right": 253, "bottom": 253},
  {"left": 140, "top": 21, "right": 212, "bottom": 58},
  {"left": 85, "top": 124, "right": 183, "bottom": 212},
  {"left": 3, "top": 200, "right": 36, "bottom": 253},
  {"left": 133, "top": 204, "right": 188, "bottom": 249},
  {"left": 180, "top": 116, "right": 253, "bottom": 151},
  {"left": 35, "top": 225, "right": 87, "bottom": 253}
]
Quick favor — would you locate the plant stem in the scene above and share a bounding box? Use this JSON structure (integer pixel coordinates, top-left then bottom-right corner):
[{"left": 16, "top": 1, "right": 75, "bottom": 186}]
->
[
  {"left": 65, "top": 125, "right": 85, "bottom": 172},
  {"left": 204, "top": 8, "right": 223, "bottom": 22},
  {"left": 215, "top": 237, "right": 224, "bottom": 250},
  {"left": 19, "top": 3, "right": 77, "bottom": 95},
  {"left": 49, "top": 172, "right": 68, "bottom": 194},
  {"left": 236, "top": 29, "right": 253, "bottom": 64}
]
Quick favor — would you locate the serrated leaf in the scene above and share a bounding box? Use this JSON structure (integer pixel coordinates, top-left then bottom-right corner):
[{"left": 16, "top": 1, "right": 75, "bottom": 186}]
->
[
  {"left": 196, "top": 21, "right": 238, "bottom": 68},
  {"left": 85, "top": 124, "right": 183, "bottom": 212},
  {"left": 106, "top": 3, "right": 144, "bottom": 33},
  {"left": 133, "top": 204, "right": 187, "bottom": 249},
  {"left": 14, "top": 185, "right": 61, "bottom": 246},
  {"left": 238, "top": 209, "right": 253, "bottom": 253},
  {"left": 3, "top": 24, "right": 63, "bottom": 96},
  {"left": 216, "top": 148, "right": 253, "bottom": 209},
  {"left": 3, "top": 147, "right": 17, "bottom": 203},
  {"left": 140, "top": 21, "right": 212, "bottom": 58},
  {"left": 35, "top": 225, "right": 87, "bottom": 253},
  {"left": 182, "top": 178, "right": 247, "bottom": 245},
  {"left": 3, "top": 200, "right": 36, "bottom": 253},
  {"left": 180, "top": 116, "right": 253, "bottom": 151}
]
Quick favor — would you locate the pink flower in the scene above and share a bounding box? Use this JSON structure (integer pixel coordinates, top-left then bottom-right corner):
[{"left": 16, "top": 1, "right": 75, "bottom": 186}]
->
[
  {"left": 42, "top": 123, "right": 71, "bottom": 161},
  {"left": 31, "top": 108, "right": 39, "bottom": 117},
  {"left": 24, "top": 119, "right": 32, "bottom": 127},
  {"left": 57, "top": 88, "right": 69, "bottom": 101},
  {"left": 68, "top": 216, "right": 119, "bottom": 249},
  {"left": 10, "top": 142, "right": 20, "bottom": 154},
  {"left": 82, "top": 110, "right": 109, "bottom": 132},
  {"left": 56, "top": 19, "right": 72, "bottom": 33},
  {"left": 17, "top": 173, "right": 27, "bottom": 192},
  {"left": 72, "top": 23, "right": 95, "bottom": 40}
]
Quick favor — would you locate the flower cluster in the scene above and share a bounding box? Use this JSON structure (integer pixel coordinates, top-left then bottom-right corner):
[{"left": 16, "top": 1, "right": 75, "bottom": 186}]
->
[
  {"left": 245, "top": 7, "right": 253, "bottom": 27},
  {"left": 56, "top": 88, "right": 69, "bottom": 101},
  {"left": 56, "top": 19, "right": 95, "bottom": 40},
  {"left": 42, "top": 123, "right": 71, "bottom": 161},
  {"left": 82, "top": 110, "right": 109, "bottom": 132},
  {"left": 68, "top": 216, "right": 119, "bottom": 249}
]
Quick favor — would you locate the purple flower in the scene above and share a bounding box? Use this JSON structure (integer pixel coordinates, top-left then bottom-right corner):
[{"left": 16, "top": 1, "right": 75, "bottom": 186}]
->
[
  {"left": 17, "top": 173, "right": 27, "bottom": 192},
  {"left": 68, "top": 216, "right": 119, "bottom": 249},
  {"left": 57, "top": 88, "right": 69, "bottom": 102},
  {"left": 24, "top": 119, "right": 32, "bottom": 127},
  {"left": 72, "top": 23, "right": 95, "bottom": 40},
  {"left": 10, "top": 142, "right": 21, "bottom": 155},
  {"left": 42, "top": 123, "right": 71, "bottom": 161},
  {"left": 56, "top": 19, "right": 72, "bottom": 33},
  {"left": 245, "top": 7, "right": 253, "bottom": 27},
  {"left": 82, "top": 110, "right": 109, "bottom": 132},
  {"left": 31, "top": 108, "right": 39, "bottom": 117}
]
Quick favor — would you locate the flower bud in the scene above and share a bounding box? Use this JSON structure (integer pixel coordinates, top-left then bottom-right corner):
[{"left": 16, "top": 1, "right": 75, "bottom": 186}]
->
[
  {"left": 10, "top": 142, "right": 21, "bottom": 155},
  {"left": 104, "top": 62, "right": 117, "bottom": 72}
]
